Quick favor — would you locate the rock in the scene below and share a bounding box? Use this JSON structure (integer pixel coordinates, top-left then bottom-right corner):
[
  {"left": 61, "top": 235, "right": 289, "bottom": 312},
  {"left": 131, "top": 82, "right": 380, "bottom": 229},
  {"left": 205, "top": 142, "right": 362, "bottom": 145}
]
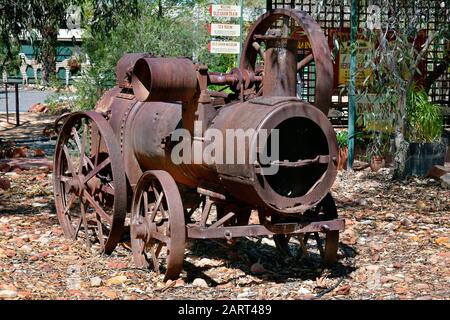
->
[
  {"left": 415, "top": 283, "right": 430, "bottom": 290},
  {"left": 261, "top": 238, "right": 275, "bottom": 247},
  {"left": 0, "top": 290, "right": 18, "bottom": 299},
  {"left": 19, "top": 245, "right": 32, "bottom": 253},
  {"left": 0, "top": 163, "right": 11, "bottom": 172},
  {"left": 28, "top": 103, "right": 47, "bottom": 113},
  {"left": 33, "top": 149, "right": 45, "bottom": 157},
  {"left": 415, "top": 200, "right": 427, "bottom": 209},
  {"left": 5, "top": 249, "right": 16, "bottom": 258},
  {"left": 357, "top": 237, "right": 366, "bottom": 245},
  {"left": 90, "top": 277, "right": 102, "bottom": 287},
  {"left": 31, "top": 203, "right": 46, "bottom": 208},
  {"left": 400, "top": 218, "right": 412, "bottom": 227},
  {"left": 192, "top": 278, "right": 209, "bottom": 288},
  {"left": 335, "top": 284, "right": 351, "bottom": 295},
  {"left": 385, "top": 213, "right": 395, "bottom": 220},
  {"left": 0, "top": 177, "right": 11, "bottom": 190},
  {"left": 195, "top": 258, "right": 220, "bottom": 268},
  {"left": 104, "top": 291, "right": 118, "bottom": 299},
  {"left": 17, "top": 291, "right": 32, "bottom": 299},
  {"left": 440, "top": 173, "right": 450, "bottom": 189},
  {"left": 427, "top": 165, "right": 449, "bottom": 179},
  {"left": 341, "top": 229, "right": 357, "bottom": 245},
  {"left": 416, "top": 295, "right": 432, "bottom": 300},
  {"left": 174, "top": 279, "right": 185, "bottom": 287},
  {"left": 357, "top": 198, "right": 368, "bottom": 206},
  {"left": 250, "top": 262, "right": 265, "bottom": 274},
  {"left": 298, "top": 287, "right": 311, "bottom": 295},
  {"left": 107, "top": 260, "right": 128, "bottom": 269},
  {"left": 106, "top": 275, "right": 128, "bottom": 286},
  {"left": 435, "top": 237, "right": 449, "bottom": 247}
]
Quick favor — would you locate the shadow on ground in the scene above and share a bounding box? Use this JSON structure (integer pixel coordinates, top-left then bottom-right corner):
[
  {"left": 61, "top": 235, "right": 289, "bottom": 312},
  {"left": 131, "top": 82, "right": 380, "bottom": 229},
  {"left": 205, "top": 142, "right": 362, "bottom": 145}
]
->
[{"left": 182, "top": 237, "right": 357, "bottom": 287}]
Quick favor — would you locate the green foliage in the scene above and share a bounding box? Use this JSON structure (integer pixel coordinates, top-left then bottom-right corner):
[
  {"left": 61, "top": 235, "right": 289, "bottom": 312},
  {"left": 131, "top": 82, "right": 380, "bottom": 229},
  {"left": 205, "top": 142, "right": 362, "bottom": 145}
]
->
[
  {"left": 72, "top": 1, "right": 245, "bottom": 110},
  {"left": 406, "top": 86, "right": 443, "bottom": 143},
  {"left": 336, "top": 131, "right": 348, "bottom": 148},
  {"left": 0, "top": 38, "right": 20, "bottom": 73},
  {"left": 366, "top": 131, "right": 390, "bottom": 159},
  {"left": 336, "top": 130, "right": 364, "bottom": 148}
]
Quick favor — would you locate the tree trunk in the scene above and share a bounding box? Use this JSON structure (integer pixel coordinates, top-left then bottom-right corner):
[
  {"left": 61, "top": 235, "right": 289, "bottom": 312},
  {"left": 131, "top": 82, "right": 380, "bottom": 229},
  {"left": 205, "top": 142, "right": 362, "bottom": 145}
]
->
[
  {"left": 158, "top": 0, "right": 163, "bottom": 18},
  {"left": 40, "top": 26, "right": 58, "bottom": 84},
  {"left": 392, "top": 90, "right": 409, "bottom": 180}
]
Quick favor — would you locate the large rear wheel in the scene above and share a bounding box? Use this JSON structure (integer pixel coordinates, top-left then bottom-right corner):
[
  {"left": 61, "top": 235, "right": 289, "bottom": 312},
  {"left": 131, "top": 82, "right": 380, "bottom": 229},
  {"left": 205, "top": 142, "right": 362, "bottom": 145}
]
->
[{"left": 53, "top": 111, "right": 127, "bottom": 254}]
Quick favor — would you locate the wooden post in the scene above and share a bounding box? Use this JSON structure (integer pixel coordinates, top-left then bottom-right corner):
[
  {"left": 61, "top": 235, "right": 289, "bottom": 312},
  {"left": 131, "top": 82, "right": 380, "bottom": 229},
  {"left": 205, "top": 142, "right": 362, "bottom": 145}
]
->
[
  {"left": 5, "top": 83, "right": 9, "bottom": 123},
  {"left": 15, "top": 83, "right": 19, "bottom": 126}
]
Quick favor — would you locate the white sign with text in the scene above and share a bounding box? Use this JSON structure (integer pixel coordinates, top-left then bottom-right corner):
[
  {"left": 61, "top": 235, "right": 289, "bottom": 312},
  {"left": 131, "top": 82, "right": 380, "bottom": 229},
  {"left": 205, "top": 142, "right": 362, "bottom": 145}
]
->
[
  {"left": 209, "top": 5, "right": 241, "bottom": 18},
  {"left": 208, "top": 41, "right": 240, "bottom": 54},
  {"left": 209, "top": 23, "right": 240, "bottom": 37}
]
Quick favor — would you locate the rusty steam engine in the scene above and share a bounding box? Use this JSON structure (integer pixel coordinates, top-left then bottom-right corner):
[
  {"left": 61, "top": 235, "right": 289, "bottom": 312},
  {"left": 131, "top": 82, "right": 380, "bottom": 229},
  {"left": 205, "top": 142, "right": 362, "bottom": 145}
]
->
[{"left": 53, "top": 9, "right": 344, "bottom": 280}]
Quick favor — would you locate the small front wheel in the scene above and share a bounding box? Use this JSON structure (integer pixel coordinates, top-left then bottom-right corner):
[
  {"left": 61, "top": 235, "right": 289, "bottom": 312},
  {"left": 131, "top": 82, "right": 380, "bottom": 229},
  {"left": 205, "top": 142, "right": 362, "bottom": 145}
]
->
[{"left": 130, "top": 170, "right": 186, "bottom": 281}]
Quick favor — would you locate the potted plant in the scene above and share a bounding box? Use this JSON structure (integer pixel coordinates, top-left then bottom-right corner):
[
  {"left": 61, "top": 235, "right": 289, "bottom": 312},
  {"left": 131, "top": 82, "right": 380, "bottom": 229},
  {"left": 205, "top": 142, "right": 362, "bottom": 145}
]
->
[
  {"left": 404, "top": 86, "right": 447, "bottom": 176},
  {"left": 336, "top": 130, "right": 348, "bottom": 170},
  {"left": 366, "top": 132, "right": 389, "bottom": 172}
]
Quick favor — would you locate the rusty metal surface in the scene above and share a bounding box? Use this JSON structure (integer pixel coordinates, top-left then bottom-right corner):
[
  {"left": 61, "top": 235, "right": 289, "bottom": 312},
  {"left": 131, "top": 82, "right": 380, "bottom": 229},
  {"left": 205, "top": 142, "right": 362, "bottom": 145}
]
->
[
  {"left": 187, "top": 218, "right": 344, "bottom": 239},
  {"left": 116, "top": 53, "right": 151, "bottom": 88},
  {"left": 240, "top": 9, "right": 334, "bottom": 114},
  {"left": 263, "top": 37, "right": 298, "bottom": 97},
  {"left": 132, "top": 57, "right": 198, "bottom": 102}
]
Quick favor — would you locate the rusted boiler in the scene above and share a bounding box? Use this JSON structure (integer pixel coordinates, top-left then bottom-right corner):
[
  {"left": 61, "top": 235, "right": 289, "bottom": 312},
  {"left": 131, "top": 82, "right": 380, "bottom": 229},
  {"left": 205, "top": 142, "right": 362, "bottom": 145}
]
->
[{"left": 53, "top": 9, "right": 344, "bottom": 280}]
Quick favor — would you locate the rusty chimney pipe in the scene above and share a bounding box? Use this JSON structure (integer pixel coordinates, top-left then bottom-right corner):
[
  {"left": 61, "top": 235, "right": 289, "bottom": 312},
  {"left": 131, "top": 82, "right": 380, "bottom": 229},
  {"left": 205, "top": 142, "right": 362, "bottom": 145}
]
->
[{"left": 263, "top": 38, "right": 298, "bottom": 97}]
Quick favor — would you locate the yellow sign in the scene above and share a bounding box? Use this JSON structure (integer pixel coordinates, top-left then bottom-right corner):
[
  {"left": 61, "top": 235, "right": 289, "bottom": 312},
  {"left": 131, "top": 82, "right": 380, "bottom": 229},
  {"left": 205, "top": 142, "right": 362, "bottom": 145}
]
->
[{"left": 338, "top": 39, "right": 373, "bottom": 87}]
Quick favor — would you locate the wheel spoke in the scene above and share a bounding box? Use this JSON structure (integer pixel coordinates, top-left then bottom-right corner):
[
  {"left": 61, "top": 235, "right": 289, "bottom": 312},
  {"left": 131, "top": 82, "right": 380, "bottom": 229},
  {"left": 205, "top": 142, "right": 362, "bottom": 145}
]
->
[
  {"left": 298, "top": 234, "right": 309, "bottom": 257},
  {"left": 92, "top": 128, "right": 102, "bottom": 168},
  {"left": 100, "top": 184, "right": 115, "bottom": 195},
  {"left": 96, "top": 213, "right": 105, "bottom": 251},
  {"left": 63, "top": 145, "right": 78, "bottom": 177},
  {"left": 74, "top": 216, "right": 83, "bottom": 240},
  {"left": 83, "top": 157, "right": 111, "bottom": 183},
  {"left": 314, "top": 232, "right": 325, "bottom": 257},
  {"left": 143, "top": 191, "right": 149, "bottom": 216},
  {"left": 152, "top": 185, "right": 167, "bottom": 217},
  {"left": 80, "top": 201, "right": 91, "bottom": 249},
  {"left": 149, "top": 191, "right": 164, "bottom": 222},
  {"left": 80, "top": 123, "right": 88, "bottom": 169},
  {"left": 83, "top": 190, "right": 113, "bottom": 225},
  {"left": 297, "top": 53, "right": 314, "bottom": 71},
  {"left": 149, "top": 245, "right": 160, "bottom": 273},
  {"left": 151, "top": 230, "right": 170, "bottom": 244},
  {"left": 63, "top": 193, "right": 77, "bottom": 215},
  {"left": 72, "top": 127, "right": 94, "bottom": 171}
]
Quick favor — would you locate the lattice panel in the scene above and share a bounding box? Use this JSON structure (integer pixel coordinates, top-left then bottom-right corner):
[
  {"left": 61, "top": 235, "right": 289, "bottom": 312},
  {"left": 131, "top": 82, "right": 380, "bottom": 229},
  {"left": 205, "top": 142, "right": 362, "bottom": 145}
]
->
[{"left": 270, "top": 0, "right": 449, "bottom": 108}]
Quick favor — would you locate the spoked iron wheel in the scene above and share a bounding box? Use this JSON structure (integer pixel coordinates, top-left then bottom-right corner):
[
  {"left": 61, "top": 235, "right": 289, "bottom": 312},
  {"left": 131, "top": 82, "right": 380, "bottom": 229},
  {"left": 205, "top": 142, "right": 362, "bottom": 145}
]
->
[
  {"left": 130, "top": 170, "right": 185, "bottom": 281},
  {"left": 273, "top": 193, "right": 339, "bottom": 266},
  {"left": 53, "top": 111, "right": 127, "bottom": 254}
]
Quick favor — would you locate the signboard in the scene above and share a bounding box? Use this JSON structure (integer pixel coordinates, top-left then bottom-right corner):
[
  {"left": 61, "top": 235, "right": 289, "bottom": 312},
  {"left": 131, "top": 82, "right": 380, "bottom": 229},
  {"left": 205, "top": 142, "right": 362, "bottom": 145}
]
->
[
  {"left": 209, "top": 5, "right": 241, "bottom": 18},
  {"left": 209, "top": 23, "right": 240, "bottom": 37},
  {"left": 338, "top": 38, "right": 373, "bottom": 87},
  {"left": 208, "top": 41, "right": 240, "bottom": 54},
  {"left": 292, "top": 30, "right": 312, "bottom": 51},
  {"left": 328, "top": 29, "right": 374, "bottom": 89}
]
